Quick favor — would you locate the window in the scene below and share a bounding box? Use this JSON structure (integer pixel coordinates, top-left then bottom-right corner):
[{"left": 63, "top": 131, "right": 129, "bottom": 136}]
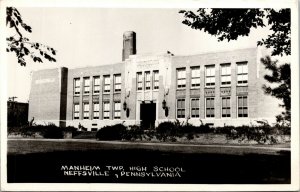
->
[
  {"left": 103, "top": 75, "right": 110, "bottom": 93},
  {"left": 74, "top": 78, "right": 80, "bottom": 95},
  {"left": 206, "top": 98, "right": 215, "bottom": 118},
  {"left": 222, "top": 97, "right": 231, "bottom": 117},
  {"left": 191, "top": 66, "right": 200, "bottom": 88},
  {"left": 83, "top": 77, "right": 90, "bottom": 94},
  {"left": 221, "top": 64, "right": 231, "bottom": 85},
  {"left": 103, "top": 101, "right": 110, "bottom": 119},
  {"left": 145, "top": 71, "right": 151, "bottom": 90},
  {"left": 205, "top": 65, "right": 215, "bottom": 86},
  {"left": 177, "top": 99, "right": 185, "bottom": 118},
  {"left": 93, "top": 76, "right": 100, "bottom": 94},
  {"left": 83, "top": 103, "right": 89, "bottom": 119},
  {"left": 237, "top": 62, "right": 248, "bottom": 85},
  {"left": 177, "top": 68, "right": 186, "bottom": 88},
  {"left": 238, "top": 96, "right": 248, "bottom": 117},
  {"left": 153, "top": 70, "right": 159, "bottom": 89},
  {"left": 73, "top": 104, "right": 79, "bottom": 119},
  {"left": 114, "top": 74, "right": 121, "bottom": 92},
  {"left": 191, "top": 98, "right": 200, "bottom": 118},
  {"left": 93, "top": 102, "right": 99, "bottom": 119},
  {"left": 114, "top": 101, "right": 121, "bottom": 119},
  {"left": 137, "top": 72, "right": 143, "bottom": 90}
]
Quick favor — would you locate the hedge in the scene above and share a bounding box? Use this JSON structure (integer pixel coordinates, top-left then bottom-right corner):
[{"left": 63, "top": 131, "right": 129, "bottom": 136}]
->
[{"left": 95, "top": 124, "right": 126, "bottom": 141}]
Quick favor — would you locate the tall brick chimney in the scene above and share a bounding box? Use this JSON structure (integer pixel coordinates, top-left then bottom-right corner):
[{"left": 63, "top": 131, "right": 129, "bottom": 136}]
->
[{"left": 122, "top": 31, "right": 136, "bottom": 61}]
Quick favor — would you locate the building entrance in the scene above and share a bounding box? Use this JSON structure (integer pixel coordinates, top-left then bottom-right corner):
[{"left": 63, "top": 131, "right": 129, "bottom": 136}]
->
[{"left": 140, "top": 102, "right": 156, "bottom": 129}]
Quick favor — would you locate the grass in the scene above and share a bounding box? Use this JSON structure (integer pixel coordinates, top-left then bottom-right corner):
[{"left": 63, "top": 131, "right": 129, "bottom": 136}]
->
[
  {"left": 7, "top": 139, "right": 290, "bottom": 156},
  {"left": 7, "top": 140, "right": 291, "bottom": 184}
]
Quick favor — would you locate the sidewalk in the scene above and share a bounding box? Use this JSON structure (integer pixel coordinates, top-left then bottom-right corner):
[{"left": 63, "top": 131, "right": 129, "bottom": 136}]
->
[{"left": 7, "top": 138, "right": 290, "bottom": 155}]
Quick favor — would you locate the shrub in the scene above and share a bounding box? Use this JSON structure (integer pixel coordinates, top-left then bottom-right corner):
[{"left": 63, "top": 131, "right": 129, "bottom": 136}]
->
[
  {"left": 122, "top": 125, "right": 144, "bottom": 141},
  {"left": 155, "top": 120, "right": 214, "bottom": 141},
  {"left": 222, "top": 125, "right": 290, "bottom": 144},
  {"left": 156, "top": 121, "right": 181, "bottom": 142},
  {"left": 200, "top": 124, "right": 212, "bottom": 133},
  {"left": 179, "top": 121, "right": 212, "bottom": 134},
  {"left": 43, "top": 127, "right": 64, "bottom": 139},
  {"left": 43, "top": 126, "right": 77, "bottom": 139},
  {"left": 180, "top": 123, "right": 197, "bottom": 133},
  {"left": 186, "top": 132, "right": 194, "bottom": 140},
  {"left": 8, "top": 126, "right": 24, "bottom": 135},
  {"left": 9, "top": 124, "right": 78, "bottom": 139},
  {"left": 214, "top": 126, "right": 236, "bottom": 134},
  {"left": 274, "top": 125, "right": 291, "bottom": 135},
  {"left": 96, "top": 124, "right": 126, "bottom": 141}
]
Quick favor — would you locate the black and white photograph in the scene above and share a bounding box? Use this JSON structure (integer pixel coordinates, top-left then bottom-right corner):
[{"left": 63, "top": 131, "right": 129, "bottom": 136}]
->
[{"left": 1, "top": 0, "right": 299, "bottom": 191}]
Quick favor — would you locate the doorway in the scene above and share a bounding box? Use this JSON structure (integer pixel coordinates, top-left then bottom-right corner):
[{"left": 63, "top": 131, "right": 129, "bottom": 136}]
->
[{"left": 140, "top": 102, "right": 156, "bottom": 129}]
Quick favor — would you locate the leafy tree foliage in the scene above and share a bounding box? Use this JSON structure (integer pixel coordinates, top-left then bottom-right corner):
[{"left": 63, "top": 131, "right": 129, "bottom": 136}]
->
[
  {"left": 6, "top": 7, "right": 56, "bottom": 66},
  {"left": 179, "top": 8, "right": 291, "bottom": 56},
  {"left": 179, "top": 8, "right": 291, "bottom": 124},
  {"left": 261, "top": 56, "right": 291, "bottom": 125}
]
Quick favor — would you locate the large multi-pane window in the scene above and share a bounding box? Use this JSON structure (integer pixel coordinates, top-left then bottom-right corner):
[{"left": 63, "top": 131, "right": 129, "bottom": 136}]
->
[
  {"left": 93, "top": 102, "right": 99, "bottom": 119},
  {"left": 73, "top": 104, "right": 79, "bottom": 119},
  {"left": 137, "top": 72, "right": 143, "bottom": 90},
  {"left": 205, "top": 65, "right": 215, "bottom": 86},
  {"left": 206, "top": 98, "right": 215, "bottom": 118},
  {"left": 153, "top": 70, "right": 159, "bottom": 90},
  {"left": 103, "top": 101, "right": 110, "bottom": 119},
  {"left": 177, "top": 99, "right": 185, "bottom": 118},
  {"left": 177, "top": 68, "right": 186, "bottom": 88},
  {"left": 114, "top": 101, "right": 121, "bottom": 119},
  {"left": 74, "top": 78, "right": 80, "bottom": 95},
  {"left": 237, "top": 62, "right": 248, "bottom": 85},
  {"left": 238, "top": 96, "right": 248, "bottom": 117},
  {"left": 191, "top": 66, "right": 200, "bottom": 88},
  {"left": 222, "top": 97, "right": 231, "bottom": 117},
  {"left": 83, "top": 103, "right": 89, "bottom": 119},
  {"left": 83, "top": 77, "right": 90, "bottom": 94},
  {"left": 114, "top": 74, "right": 121, "bottom": 92},
  {"left": 145, "top": 71, "right": 151, "bottom": 90},
  {"left": 93, "top": 76, "right": 100, "bottom": 94},
  {"left": 221, "top": 64, "right": 231, "bottom": 85},
  {"left": 103, "top": 75, "right": 110, "bottom": 93},
  {"left": 191, "top": 98, "right": 200, "bottom": 118}
]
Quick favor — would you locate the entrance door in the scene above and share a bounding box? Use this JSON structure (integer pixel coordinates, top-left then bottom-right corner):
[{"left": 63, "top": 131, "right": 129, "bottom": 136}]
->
[{"left": 140, "top": 102, "right": 156, "bottom": 129}]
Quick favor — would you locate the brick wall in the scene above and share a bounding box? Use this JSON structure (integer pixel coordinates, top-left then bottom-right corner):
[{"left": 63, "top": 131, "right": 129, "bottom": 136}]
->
[
  {"left": 29, "top": 68, "right": 67, "bottom": 126},
  {"left": 29, "top": 48, "right": 283, "bottom": 129},
  {"left": 167, "top": 48, "right": 281, "bottom": 126},
  {"left": 66, "top": 63, "right": 126, "bottom": 130}
]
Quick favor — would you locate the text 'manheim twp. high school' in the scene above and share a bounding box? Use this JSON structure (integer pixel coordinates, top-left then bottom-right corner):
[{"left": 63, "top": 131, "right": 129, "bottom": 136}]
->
[{"left": 29, "top": 31, "right": 281, "bottom": 131}]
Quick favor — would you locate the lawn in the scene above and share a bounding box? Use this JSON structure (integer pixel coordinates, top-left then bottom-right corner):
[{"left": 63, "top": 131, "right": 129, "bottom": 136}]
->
[{"left": 7, "top": 139, "right": 290, "bottom": 184}]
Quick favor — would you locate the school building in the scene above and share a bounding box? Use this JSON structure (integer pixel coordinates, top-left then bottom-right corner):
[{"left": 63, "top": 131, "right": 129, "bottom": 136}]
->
[{"left": 28, "top": 31, "right": 282, "bottom": 131}]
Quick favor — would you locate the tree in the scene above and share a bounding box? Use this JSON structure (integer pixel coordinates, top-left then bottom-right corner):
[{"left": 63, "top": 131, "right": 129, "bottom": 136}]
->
[
  {"left": 179, "top": 8, "right": 291, "bottom": 124},
  {"left": 179, "top": 9, "right": 290, "bottom": 56},
  {"left": 261, "top": 56, "right": 291, "bottom": 125},
  {"left": 6, "top": 7, "right": 56, "bottom": 66}
]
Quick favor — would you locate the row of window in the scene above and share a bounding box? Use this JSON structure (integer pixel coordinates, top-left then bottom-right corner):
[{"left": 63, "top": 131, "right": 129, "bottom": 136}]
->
[
  {"left": 176, "top": 96, "right": 248, "bottom": 118},
  {"left": 73, "top": 101, "right": 121, "bottom": 120},
  {"left": 176, "top": 62, "right": 248, "bottom": 88},
  {"left": 137, "top": 70, "right": 159, "bottom": 90},
  {"left": 74, "top": 74, "right": 122, "bottom": 95},
  {"left": 74, "top": 70, "right": 160, "bottom": 95},
  {"left": 74, "top": 62, "right": 247, "bottom": 95},
  {"left": 74, "top": 96, "right": 248, "bottom": 120}
]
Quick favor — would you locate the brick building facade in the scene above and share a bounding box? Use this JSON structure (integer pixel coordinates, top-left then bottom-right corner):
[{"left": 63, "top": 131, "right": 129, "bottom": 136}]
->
[{"left": 29, "top": 31, "right": 282, "bottom": 130}]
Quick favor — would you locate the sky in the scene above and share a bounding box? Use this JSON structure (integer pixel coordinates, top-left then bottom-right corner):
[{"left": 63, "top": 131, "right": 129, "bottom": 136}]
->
[{"left": 6, "top": 7, "right": 285, "bottom": 102}]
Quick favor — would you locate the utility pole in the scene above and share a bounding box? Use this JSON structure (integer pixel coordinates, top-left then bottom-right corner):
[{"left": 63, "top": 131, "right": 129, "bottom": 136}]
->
[{"left": 8, "top": 96, "right": 18, "bottom": 102}]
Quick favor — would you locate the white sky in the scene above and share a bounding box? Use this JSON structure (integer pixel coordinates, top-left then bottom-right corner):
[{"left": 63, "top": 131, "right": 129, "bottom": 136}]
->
[{"left": 6, "top": 7, "right": 287, "bottom": 102}]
